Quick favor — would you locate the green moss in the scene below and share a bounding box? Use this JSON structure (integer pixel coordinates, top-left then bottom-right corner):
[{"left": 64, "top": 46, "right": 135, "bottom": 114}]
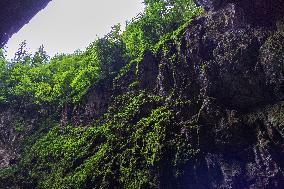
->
[
  {"left": 16, "top": 91, "right": 199, "bottom": 188},
  {"left": 263, "top": 31, "right": 284, "bottom": 56},
  {"left": 128, "top": 81, "right": 139, "bottom": 89},
  {"left": 0, "top": 166, "right": 18, "bottom": 188},
  {"left": 0, "top": 167, "right": 17, "bottom": 179},
  {"left": 12, "top": 119, "right": 26, "bottom": 132},
  {"left": 0, "top": 2, "right": 205, "bottom": 188}
]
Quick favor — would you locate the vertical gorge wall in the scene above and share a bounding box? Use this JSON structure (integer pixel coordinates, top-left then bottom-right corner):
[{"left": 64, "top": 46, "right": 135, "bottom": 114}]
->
[{"left": 0, "top": 0, "right": 284, "bottom": 188}]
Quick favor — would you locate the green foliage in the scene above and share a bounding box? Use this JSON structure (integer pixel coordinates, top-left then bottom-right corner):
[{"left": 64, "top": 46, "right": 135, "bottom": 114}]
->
[
  {"left": 0, "top": 166, "right": 18, "bottom": 186},
  {"left": 18, "top": 92, "right": 199, "bottom": 188},
  {"left": 0, "top": 1, "right": 203, "bottom": 188},
  {"left": 0, "top": 167, "right": 17, "bottom": 179},
  {"left": 0, "top": 52, "right": 9, "bottom": 103},
  {"left": 12, "top": 119, "right": 26, "bottom": 132},
  {"left": 122, "top": 0, "right": 203, "bottom": 58},
  {"left": 0, "top": 1, "right": 202, "bottom": 107},
  {"left": 0, "top": 166, "right": 20, "bottom": 189},
  {"left": 0, "top": 25, "right": 127, "bottom": 107}
]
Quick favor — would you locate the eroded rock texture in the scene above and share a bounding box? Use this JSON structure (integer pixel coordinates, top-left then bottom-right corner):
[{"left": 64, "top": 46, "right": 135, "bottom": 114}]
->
[
  {"left": 0, "top": 0, "right": 51, "bottom": 47},
  {"left": 193, "top": 0, "right": 284, "bottom": 26},
  {"left": 125, "top": 1, "right": 284, "bottom": 188},
  {"left": 153, "top": 2, "right": 284, "bottom": 188},
  {"left": 0, "top": 0, "right": 283, "bottom": 188}
]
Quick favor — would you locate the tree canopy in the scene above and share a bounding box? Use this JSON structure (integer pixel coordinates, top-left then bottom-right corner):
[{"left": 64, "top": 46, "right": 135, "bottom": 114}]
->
[{"left": 0, "top": 0, "right": 202, "bottom": 109}]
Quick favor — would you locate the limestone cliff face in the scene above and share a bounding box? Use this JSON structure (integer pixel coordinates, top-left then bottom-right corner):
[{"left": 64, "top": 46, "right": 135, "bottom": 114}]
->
[
  {"left": 0, "top": 0, "right": 284, "bottom": 188},
  {"left": 0, "top": 105, "right": 40, "bottom": 170},
  {"left": 60, "top": 78, "right": 113, "bottom": 126},
  {"left": 0, "top": 109, "right": 18, "bottom": 168},
  {"left": 136, "top": 1, "right": 284, "bottom": 188}
]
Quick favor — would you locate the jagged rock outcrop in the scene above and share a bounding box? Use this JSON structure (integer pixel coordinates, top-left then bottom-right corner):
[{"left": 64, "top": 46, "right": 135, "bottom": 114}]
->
[
  {"left": 193, "top": 0, "right": 284, "bottom": 26},
  {"left": 127, "top": 0, "right": 284, "bottom": 188},
  {"left": 0, "top": 111, "right": 17, "bottom": 168},
  {"left": 48, "top": 1, "right": 284, "bottom": 188},
  {"left": 151, "top": 1, "right": 284, "bottom": 188},
  {"left": 60, "top": 78, "right": 113, "bottom": 126},
  {"left": 0, "top": 0, "right": 283, "bottom": 188},
  {"left": 0, "top": 0, "right": 51, "bottom": 47},
  {"left": 0, "top": 107, "right": 35, "bottom": 169}
]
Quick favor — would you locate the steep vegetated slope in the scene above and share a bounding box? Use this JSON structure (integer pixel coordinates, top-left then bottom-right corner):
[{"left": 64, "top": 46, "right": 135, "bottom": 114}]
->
[{"left": 0, "top": 0, "right": 284, "bottom": 188}]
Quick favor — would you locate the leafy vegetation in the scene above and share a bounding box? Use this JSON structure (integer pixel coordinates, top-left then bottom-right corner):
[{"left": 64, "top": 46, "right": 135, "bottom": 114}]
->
[
  {"left": 122, "top": 0, "right": 203, "bottom": 58},
  {"left": 0, "top": 0, "right": 203, "bottom": 188},
  {"left": 17, "top": 92, "right": 199, "bottom": 188},
  {"left": 0, "top": 25, "right": 126, "bottom": 107},
  {"left": 0, "top": 0, "right": 202, "bottom": 108}
]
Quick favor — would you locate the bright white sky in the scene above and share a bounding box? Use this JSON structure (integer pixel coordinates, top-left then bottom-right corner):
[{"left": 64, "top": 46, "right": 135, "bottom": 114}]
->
[{"left": 5, "top": 0, "right": 145, "bottom": 59}]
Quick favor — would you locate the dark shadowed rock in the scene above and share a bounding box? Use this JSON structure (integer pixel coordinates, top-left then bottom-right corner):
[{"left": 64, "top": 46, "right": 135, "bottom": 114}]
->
[
  {"left": 60, "top": 78, "right": 113, "bottom": 126},
  {"left": 156, "top": 2, "right": 284, "bottom": 188},
  {"left": 193, "top": 0, "right": 228, "bottom": 10},
  {"left": 138, "top": 51, "right": 159, "bottom": 91},
  {"left": 194, "top": 0, "right": 284, "bottom": 26},
  {"left": 0, "top": 0, "right": 51, "bottom": 47},
  {"left": 0, "top": 0, "right": 284, "bottom": 188}
]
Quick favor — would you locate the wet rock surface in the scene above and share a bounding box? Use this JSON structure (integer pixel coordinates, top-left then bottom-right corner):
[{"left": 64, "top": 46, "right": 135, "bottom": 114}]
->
[
  {"left": 0, "top": 109, "right": 22, "bottom": 169},
  {"left": 0, "top": 0, "right": 283, "bottom": 188},
  {"left": 193, "top": 0, "right": 284, "bottom": 26},
  {"left": 155, "top": 2, "right": 284, "bottom": 188},
  {"left": 71, "top": 78, "right": 112, "bottom": 126}
]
